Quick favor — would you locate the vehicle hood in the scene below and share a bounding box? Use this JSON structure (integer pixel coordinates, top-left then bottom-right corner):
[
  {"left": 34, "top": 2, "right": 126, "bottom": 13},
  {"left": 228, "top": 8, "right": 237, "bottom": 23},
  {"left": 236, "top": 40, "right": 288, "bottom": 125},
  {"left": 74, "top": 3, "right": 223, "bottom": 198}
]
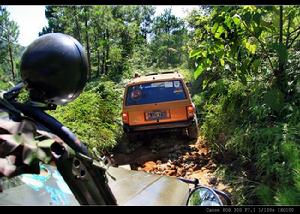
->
[
  {"left": 0, "top": 164, "right": 189, "bottom": 206},
  {"left": 106, "top": 166, "right": 190, "bottom": 206}
]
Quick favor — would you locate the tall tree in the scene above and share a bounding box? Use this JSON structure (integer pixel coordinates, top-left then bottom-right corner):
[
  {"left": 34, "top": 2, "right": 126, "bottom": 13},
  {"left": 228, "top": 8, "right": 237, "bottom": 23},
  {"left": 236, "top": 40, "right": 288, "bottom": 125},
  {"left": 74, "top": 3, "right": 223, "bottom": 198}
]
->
[
  {"left": 149, "top": 8, "right": 188, "bottom": 68},
  {"left": 0, "top": 6, "right": 20, "bottom": 81}
]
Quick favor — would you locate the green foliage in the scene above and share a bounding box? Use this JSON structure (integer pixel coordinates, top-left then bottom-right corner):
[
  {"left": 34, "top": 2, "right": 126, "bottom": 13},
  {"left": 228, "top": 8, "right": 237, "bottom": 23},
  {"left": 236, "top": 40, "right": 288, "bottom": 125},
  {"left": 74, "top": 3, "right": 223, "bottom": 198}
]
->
[
  {"left": 50, "top": 81, "right": 123, "bottom": 152},
  {"left": 189, "top": 5, "right": 300, "bottom": 205},
  {"left": 40, "top": 5, "right": 157, "bottom": 82},
  {"left": 148, "top": 8, "right": 189, "bottom": 69},
  {"left": 0, "top": 6, "right": 22, "bottom": 82}
]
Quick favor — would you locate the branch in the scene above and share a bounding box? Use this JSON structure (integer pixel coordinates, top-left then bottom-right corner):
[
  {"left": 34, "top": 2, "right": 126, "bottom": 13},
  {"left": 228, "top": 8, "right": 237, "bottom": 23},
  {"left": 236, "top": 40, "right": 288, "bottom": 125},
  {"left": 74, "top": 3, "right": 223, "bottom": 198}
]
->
[
  {"left": 285, "top": 14, "right": 292, "bottom": 48},
  {"left": 288, "top": 29, "right": 300, "bottom": 49},
  {"left": 279, "top": 6, "right": 283, "bottom": 46},
  {"left": 288, "top": 25, "right": 300, "bottom": 36},
  {"left": 240, "top": 18, "right": 274, "bottom": 71}
]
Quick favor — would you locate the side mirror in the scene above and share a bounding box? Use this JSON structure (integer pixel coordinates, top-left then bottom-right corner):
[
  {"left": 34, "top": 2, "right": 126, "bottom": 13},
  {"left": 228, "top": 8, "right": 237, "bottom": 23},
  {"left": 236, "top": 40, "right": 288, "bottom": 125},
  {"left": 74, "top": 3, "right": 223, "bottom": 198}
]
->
[{"left": 187, "top": 187, "right": 223, "bottom": 206}]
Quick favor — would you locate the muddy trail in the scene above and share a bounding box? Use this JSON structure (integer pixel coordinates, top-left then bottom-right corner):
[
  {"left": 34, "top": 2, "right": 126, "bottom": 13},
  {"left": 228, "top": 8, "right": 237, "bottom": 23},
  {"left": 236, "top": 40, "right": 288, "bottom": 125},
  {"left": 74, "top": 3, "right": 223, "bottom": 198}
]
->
[{"left": 110, "top": 132, "right": 232, "bottom": 195}]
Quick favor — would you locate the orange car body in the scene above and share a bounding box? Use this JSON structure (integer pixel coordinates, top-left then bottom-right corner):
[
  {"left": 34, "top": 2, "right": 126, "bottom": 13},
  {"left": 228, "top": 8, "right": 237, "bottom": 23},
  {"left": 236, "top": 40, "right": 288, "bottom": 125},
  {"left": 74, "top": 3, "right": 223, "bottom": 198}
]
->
[{"left": 122, "top": 72, "right": 198, "bottom": 134}]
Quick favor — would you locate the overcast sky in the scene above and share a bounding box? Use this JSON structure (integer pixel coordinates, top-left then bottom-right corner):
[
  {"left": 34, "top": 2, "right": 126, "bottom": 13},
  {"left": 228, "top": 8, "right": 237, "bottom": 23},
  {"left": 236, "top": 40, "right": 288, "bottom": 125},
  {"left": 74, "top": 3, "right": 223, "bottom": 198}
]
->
[{"left": 5, "top": 5, "right": 199, "bottom": 47}]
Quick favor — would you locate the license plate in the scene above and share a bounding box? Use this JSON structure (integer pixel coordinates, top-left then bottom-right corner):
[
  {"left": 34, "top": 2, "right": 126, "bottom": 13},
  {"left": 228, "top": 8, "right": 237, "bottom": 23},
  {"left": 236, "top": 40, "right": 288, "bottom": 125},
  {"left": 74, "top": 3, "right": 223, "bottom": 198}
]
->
[{"left": 145, "top": 110, "right": 170, "bottom": 121}]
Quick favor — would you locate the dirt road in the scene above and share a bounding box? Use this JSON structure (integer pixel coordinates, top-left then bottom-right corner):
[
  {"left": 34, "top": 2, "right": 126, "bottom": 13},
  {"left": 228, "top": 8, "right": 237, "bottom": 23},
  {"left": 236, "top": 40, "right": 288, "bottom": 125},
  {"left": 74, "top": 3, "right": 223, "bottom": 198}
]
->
[{"left": 111, "top": 132, "right": 232, "bottom": 194}]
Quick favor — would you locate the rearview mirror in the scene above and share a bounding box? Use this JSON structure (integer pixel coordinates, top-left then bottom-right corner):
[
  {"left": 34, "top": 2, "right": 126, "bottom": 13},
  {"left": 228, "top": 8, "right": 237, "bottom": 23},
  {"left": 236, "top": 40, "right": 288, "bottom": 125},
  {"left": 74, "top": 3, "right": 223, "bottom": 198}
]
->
[{"left": 187, "top": 187, "right": 223, "bottom": 206}]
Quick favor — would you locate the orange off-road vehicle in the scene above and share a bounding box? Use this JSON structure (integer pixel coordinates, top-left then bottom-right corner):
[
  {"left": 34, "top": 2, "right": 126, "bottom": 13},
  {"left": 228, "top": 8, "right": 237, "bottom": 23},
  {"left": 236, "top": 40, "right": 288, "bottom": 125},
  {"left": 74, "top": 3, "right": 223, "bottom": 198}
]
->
[{"left": 121, "top": 72, "right": 199, "bottom": 140}]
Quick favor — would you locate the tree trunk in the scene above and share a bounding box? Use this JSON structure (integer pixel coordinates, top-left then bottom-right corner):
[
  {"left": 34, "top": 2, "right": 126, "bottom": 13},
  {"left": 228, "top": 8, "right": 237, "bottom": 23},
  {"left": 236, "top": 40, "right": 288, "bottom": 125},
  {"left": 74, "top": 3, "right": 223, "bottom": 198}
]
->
[
  {"left": 73, "top": 7, "right": 81, "bottom": 41},
  {"left": 84, "top": 9, "right": 91, "bottom": 81},
  {"left": 278, "top": 6, "right": 284, "bottom": 73},
  {"left": 274, "top": 6, "right": 288, "bottom": 97},
  {"left": 101, "top": 32, "right": 106, "bottom": 75},
  {"left": 285, "top": 14, "right": 292, "bottom": 48},
  {"left": 105, "top": 29, "right": 109, "bottom": 74},
  {"left": 96, "top": 49, "right": 100, "bottom": 77},
  {"left": 7, "top": 36, "right": 15, "bottom": 80}
]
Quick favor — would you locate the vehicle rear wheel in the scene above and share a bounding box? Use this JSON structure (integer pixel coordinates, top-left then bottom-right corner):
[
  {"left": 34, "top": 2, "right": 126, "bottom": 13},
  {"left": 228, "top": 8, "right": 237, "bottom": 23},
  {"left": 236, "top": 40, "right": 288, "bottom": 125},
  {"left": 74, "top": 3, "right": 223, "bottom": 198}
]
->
[{"left": 187, "top": 120, "right": 199, "bottom": 140}]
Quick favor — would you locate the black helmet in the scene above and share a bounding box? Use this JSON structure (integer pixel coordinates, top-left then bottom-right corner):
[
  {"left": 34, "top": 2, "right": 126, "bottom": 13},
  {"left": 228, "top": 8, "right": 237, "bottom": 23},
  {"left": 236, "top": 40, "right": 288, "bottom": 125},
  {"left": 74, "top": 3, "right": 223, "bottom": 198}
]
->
[{"left": 20, "top": 33, "right": 88, "bottom": 105}]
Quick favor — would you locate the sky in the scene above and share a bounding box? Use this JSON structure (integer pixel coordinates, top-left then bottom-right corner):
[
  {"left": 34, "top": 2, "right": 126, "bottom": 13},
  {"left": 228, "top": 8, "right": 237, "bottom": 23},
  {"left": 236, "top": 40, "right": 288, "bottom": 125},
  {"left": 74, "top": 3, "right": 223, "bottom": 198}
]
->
[
  {"left": 5, "top": 5, "right": 200, "bottom": 47},
  {"left": 6, "top": 6, "right": 48, "bottom": 47}
]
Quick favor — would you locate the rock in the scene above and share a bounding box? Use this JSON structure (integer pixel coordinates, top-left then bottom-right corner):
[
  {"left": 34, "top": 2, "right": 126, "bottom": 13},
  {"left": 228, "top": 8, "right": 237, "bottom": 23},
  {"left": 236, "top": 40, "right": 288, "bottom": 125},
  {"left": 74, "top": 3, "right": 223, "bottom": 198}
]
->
[
  {"left": 183, "top": 163, "right": 193, "bottom": 170},
  {"left": 208, "top": 177, "right": 218, "bottom": 185},
  {"left": 187, "top": 167, "right": 194, "bottom": 172},
  {"left": 177, "top": 168, "right": 184, "bottom": 176},
  {"left": 193, "top": 164, "right": 202, "bottom": 171},
  {"left": 158, "top": 164, "right": 168, "bottom": 171},
  {"left": 165, "top": 169, "right": 176, "bottom": 176},
  {"left": 170, "top": 165, "right": 176, "bottom": 170},
  {"left": 143, "top": 161, "right": 156, "bottom": 172},
  {"left": 210, "top": 163, "right": 217, "bottom": 170},
  {"left": 172, "top": 160, "right": 179, "bottom": 166}
]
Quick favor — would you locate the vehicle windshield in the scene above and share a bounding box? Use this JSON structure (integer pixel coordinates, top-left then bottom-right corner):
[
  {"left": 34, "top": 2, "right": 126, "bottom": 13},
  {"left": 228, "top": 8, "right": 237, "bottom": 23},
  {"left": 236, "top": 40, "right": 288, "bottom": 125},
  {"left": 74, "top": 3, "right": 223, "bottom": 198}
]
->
[{"left": 125, "top": 80, "right": 187, "bottom": 106}]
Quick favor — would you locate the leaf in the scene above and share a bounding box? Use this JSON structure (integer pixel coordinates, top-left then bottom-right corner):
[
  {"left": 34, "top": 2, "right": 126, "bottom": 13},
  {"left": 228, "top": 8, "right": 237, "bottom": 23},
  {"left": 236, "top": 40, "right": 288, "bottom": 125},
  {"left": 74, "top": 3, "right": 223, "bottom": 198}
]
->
[
  {"left": 202, "top": 79, "right": 208, "bottom": 90},
  {"left": 232, "top": 14, "right": 241, "bottom": 26},
  {"left": 253, "top": 26, "right": 263, "bottom": 37},
  {"left": 270, "top": 43, "right": 288, "bottom": 62},
  {"left": 253, "top": 13, "right": 261, "bottom": 24},
  {"left": 243, "top": 11, "right": 252, "bottom": 23},
  {"left": 241, "top": 58, "right": 250, "bottom": 75},
  {"left": 190, "top": 50, "right": 201, "bottom": 58},
  {"left": 220, "top": 58, "right": 225, "bottom": 66},
  {"left": 212, "top": 23, "right": 219, "bottom": 34},
  {"left": 244, "top": 40, "right": 257, "bottom": 54},
  {"left": 249, "top": 44, "right": 257, "bottom": 54},
  {"left": 194, "top": 64, "right": 204, "bottom": 79},
  {"left": 252, "top": 59, "right": 261, "bottom": 73},
  {"left": 264, "top": 87, "right": 285, "bottom": 113},
  {"left": 215, "top": 26, "right": 225, "bottom": 39},
  {"left": 204, "top": 58, "right": 212, "bottom": 66},
  {"left": 238, "top": 72, "right": 247, "bottom": 85},
  {"left": 224, "top": 17, "right": 232, "bottom": 28}
]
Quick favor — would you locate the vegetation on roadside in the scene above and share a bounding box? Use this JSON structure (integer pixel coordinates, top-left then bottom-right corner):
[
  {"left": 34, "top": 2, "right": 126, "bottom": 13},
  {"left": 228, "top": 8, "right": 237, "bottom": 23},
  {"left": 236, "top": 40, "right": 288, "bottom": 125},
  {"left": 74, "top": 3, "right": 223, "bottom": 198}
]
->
[
  {"left": 188, "top": 6, "right": 300, "bottom": 205},
  {"left": 1, "top": 5, "right": 300, "bottom": 205}
]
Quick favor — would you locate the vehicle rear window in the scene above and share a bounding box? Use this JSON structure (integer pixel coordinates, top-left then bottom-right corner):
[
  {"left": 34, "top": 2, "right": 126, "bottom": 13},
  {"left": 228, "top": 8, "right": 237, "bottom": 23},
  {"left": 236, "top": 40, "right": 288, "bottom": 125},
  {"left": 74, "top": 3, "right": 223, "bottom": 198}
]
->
[{"left": 125, "top": 80, "right": 187, "bottom": 106}]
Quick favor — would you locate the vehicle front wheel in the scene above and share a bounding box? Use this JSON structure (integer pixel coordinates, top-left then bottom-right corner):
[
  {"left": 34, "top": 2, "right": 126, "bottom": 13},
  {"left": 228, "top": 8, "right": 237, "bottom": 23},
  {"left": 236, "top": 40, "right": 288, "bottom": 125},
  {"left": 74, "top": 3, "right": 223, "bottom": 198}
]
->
[{"left": 187, "top": 120, "right": 199, "bottom": 140}]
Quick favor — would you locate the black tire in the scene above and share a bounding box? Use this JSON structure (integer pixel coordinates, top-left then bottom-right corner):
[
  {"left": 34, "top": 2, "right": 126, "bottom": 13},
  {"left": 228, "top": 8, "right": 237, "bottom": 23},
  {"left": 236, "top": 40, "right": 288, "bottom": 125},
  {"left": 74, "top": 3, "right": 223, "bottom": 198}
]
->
[{"left": 187, "top": 120, "right": 199, "bottom": 140}]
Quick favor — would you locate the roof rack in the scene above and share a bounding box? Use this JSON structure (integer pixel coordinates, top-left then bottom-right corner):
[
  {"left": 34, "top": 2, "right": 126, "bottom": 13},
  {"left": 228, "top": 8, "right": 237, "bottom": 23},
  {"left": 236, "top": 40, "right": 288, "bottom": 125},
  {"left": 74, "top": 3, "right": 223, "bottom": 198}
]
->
[
  {"left": 161, "top": 71, "right": 178, "bottom": 74},
  {"left": 145, "top": 71, "right": 178, "bottom": 76},
  {"left": 145, "top": 72, "right": 158, "bottom": 76}
]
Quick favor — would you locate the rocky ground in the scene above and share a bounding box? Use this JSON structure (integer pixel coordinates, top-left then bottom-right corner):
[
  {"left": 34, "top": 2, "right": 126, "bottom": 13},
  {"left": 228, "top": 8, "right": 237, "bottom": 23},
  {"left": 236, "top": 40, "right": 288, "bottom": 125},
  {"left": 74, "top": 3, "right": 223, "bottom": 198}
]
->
[{"left": 110, "top": 132, "right": 232, "bottom": 194}]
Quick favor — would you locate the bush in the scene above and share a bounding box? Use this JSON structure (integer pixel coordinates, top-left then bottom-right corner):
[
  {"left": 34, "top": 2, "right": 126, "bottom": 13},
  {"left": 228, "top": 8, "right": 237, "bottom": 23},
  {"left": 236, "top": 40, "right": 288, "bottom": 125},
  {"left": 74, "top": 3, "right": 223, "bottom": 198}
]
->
[
  {"left": 50, "top": 80, "right": 123, "bottom": 153},
  {"left": 196, "top": 63, "right": 300, "bottom": 204}
]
